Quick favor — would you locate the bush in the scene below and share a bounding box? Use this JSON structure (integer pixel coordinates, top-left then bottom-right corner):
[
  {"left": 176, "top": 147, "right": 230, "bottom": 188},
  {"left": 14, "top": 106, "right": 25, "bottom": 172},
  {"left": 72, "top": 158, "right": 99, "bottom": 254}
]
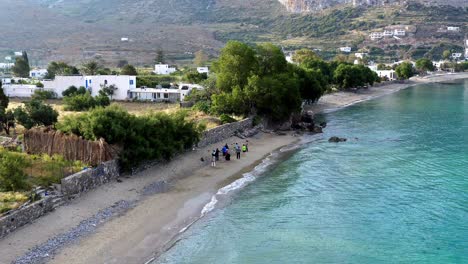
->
[
  {"left": 220, "top": 114, "right": 237, "bottom": 124},
  {"left": 32, "top": 89, "right": 57, "bottom": 100},
  {"left": 192, "top": 101, "right": 211, "bottom": 114},
  {"left": 62, "top": 86, "right": 87, "bottom": 97},
  {"left": 63, "top": 92, "right": 110, "bottom": 111},
  {"left": 13, "top": 99, "right": 59, "bottom": 129},
  {"left": 0, "top": 149, "right": 31, "bottom": 192},
  {"left": 57, "top": 105, "right": 202, "bottom": 170}
]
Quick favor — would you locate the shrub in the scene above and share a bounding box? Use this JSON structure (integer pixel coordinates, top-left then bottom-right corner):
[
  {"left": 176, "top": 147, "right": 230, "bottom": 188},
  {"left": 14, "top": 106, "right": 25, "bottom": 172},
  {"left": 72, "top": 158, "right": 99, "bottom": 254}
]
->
[
  {"left": 63, "top": 92, "right": 96, "bottom": 111},
  {"left": 0, "top": 149, "right": 31, "bottom": 192},
  {"left": 57, "top": 105, "right": 202, "bottom": 170},
  {"left": 32, "top": 89, "right": 57, "bottom": 100},
  {"left": 13, "top": 99, "right": 59, "bottom": 129},
  {"left": 62, "top": 86, "right": 87, "bottom": 97},
  {"left": 220, "top": 114, "right": 237, "bottom": 124},
  {"left": 192, "top": 101, "right": 211, "bottom": 114}
]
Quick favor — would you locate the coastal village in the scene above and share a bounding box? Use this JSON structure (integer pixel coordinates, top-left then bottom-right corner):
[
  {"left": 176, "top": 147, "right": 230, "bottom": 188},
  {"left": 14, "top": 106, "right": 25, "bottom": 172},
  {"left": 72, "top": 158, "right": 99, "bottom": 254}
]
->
[{"left": 0, "top": 0, "right": 467, "bottom": 262}]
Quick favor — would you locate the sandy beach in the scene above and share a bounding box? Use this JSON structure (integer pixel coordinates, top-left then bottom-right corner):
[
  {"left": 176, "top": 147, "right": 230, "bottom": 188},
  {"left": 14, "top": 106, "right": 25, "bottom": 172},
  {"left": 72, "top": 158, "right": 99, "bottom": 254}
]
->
[{"left": 0, "top": 72, "right": 467, "bottom": 264}]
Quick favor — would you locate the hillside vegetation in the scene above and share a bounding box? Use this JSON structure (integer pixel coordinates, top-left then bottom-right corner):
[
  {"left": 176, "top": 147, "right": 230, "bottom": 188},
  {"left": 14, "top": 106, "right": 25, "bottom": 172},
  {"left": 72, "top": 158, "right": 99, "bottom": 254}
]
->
[{"left": 0, "top": 0, "right": 466, "bottom": 65}]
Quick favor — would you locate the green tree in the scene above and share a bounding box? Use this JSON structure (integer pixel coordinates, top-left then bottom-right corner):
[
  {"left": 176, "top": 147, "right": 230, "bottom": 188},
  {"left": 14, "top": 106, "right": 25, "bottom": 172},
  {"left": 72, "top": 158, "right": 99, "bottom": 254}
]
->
[
  {"left": 81, "top": 61, "right": 101, "bottom": 75},
  {"left": 395, "top": 62, "right": 415, "bottom": 80},
  {"left": 185, "top": 71, "right": 208, "bottom": 84},
  {"left": 120, "top": 64, "right": 138, "bottom": 75},
  {"left": 155, "top": 49, "right": 165, "bottom": 64},
  {"left": 0, "top": 83, "right": 15, "bottom": 135},
  {"left": 292, "top": 49, "right": 321, "bottom": 65},
  {"left": 442, "top": 50, "right": 452, "bottom": 60},
  {"left": 256, "top": 43, "right": 288, "bottom": 76},
  {"left": 291, "top": 64, "right": 327, "bottom": 104},
  {"left": 13, "top": 99, "right": 58, "bottom": 129},
  {"left": 194, "top": 50, "right": 209, "bottom": 66},
  {"left": 45, "top": 61, "right": 79, "bottom": 79},
  {"left": 0, "top": 149, "right": 31, "bottom": 191},
  {"left": 12, "top": 52, "right": 30, "bottom": 78},
  {"left": 415, "top": 58, "right": 435, "bottom": 72},
  {"left": 100, "top": 84, "right": 118, "bottom": 100},
  {"left": 214, "top": 41, "right": 258, "bottom": 92},
  {"left": 245, "top": 74, "right": 302, "bottom": 122}
]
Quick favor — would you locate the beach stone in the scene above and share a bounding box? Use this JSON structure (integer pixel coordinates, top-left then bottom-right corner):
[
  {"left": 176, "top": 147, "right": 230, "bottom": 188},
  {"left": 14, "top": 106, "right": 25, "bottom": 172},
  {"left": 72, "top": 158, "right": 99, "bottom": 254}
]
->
[
  {"left": 312, "top": 126, "right": 323, "bottom": 133},
  {"left": 301, "top": 111, "right": 315, "bottom": 123},
  {"left": 329, "top": 136, "right": 347, "bottom": 143},
  {"left": 320, "top": 122, "right": 327, "bottom": 128}
]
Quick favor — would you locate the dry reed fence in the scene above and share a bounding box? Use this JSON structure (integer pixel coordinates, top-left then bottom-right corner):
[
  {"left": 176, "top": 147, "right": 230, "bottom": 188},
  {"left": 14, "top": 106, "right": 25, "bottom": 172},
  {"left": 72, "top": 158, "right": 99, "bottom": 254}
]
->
[{"left": 24, "top": 128, "right": 120, "bottom": 166}]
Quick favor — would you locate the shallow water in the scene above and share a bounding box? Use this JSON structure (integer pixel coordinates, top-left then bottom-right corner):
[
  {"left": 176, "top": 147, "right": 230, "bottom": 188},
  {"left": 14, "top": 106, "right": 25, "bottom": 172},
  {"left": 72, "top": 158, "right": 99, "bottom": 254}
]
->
[{"left": 155, "top": 80, "right": 468, "bottom": 264}]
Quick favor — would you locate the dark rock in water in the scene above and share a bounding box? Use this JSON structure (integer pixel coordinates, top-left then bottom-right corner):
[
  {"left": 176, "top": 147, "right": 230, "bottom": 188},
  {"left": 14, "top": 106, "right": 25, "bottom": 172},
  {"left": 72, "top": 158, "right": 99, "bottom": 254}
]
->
[
  {"left": 301, "top": 111, "right": 315, "bottom": 123},
  {"left": 320, "top": 122, "right": 327, "bottom": 128},
  {"left": 329, "top": 136, "right": 347, "bottom": 143},
  {"left": 312, "top": 126, "right": 323, "bottom": 133}
]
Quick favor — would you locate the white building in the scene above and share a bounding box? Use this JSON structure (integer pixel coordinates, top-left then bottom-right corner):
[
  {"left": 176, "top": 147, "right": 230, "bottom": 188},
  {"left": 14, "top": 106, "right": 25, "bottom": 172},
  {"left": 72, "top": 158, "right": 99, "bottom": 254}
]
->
[
  {"left": 339, "top": 47, "right": 352, "bottom": 53},
  {"left": 355, "top": 53, "right": 368, "bottom": 59},
  {"left": 447, "top": 26, "right": 460, "bottom": 32},
  {"left": 370, "top": 32, "right": 384, "bottom": 40},
  {"left": 383, "top": 30, "right": 394, "bottom": 37},
  {"left": 5, "top": 56, "right": 12, "bottom": 61},
  {"left": 154, "top": 64, "right": 177, "bottom": 75},
  {"left": 197, "top": 67, "right": 210, "bottom": 75},
  {"left": 2, "top": 84, "right": 42, "bottom": 98},
  {"left": 1, "top": 78, "right": 12, "bottom": 85},
  {"left": 43, "top": 75, "right": 137, "bottom": 100},
  {"left": 128, "top": 83, "right": 203, "bottom": 102},
  {"left": 374, "top": 70, "right": 396, "bottom": 81},
  {"left": 452, "top": 53, "right": 462, "bottom": 59},
  {"left": 14, "top": 52, "right": 23, "bottom": 56},
  {"left": 0, "top": 63, "right": 14, "bottom": 69},
  {"left": 121, "top": 37, "right": 129, "bottom": 42},
  {"left": 393, "top": 29, "right": 406, "bottom": 36},
  {"left": 29, "top": 69, "right": 48, "bottom": 79}
]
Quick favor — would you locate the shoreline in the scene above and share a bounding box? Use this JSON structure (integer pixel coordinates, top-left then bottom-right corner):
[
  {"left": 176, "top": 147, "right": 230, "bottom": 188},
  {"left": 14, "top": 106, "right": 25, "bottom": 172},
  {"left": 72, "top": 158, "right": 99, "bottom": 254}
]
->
[{"left": 0, "top": 73, "right": 466, "bottom": 264}]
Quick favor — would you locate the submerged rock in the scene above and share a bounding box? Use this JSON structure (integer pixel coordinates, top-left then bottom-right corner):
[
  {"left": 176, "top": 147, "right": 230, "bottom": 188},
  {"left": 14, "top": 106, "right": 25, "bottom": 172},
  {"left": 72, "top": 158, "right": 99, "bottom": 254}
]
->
[{"left": 328, "top": 136, "right": 347, "bottom": 143}]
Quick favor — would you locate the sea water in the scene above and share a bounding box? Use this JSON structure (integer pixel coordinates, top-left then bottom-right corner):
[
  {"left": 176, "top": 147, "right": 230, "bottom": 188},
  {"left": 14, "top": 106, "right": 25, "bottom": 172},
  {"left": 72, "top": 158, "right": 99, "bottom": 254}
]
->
[{"left": 155, "top": 80, "right": 468, "bottom": 264}]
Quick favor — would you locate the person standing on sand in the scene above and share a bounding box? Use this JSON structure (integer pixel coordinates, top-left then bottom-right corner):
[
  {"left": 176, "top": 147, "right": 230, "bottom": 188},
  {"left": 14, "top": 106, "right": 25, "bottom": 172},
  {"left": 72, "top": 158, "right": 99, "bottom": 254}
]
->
[
  {"left": 225, "top": 149, "right": 231, "bottom": 161},
  {"left": 211, "top": 150, "right": 216, "bottom": 167},
  {"left": 235, "top": 143, "right": 241, "bottom": 159},
  {"left": 215, "top": 148, "right": 220, "bottom": 161},
  {"left": 245, "top": 140, "right": 249, "bottom": 152}
]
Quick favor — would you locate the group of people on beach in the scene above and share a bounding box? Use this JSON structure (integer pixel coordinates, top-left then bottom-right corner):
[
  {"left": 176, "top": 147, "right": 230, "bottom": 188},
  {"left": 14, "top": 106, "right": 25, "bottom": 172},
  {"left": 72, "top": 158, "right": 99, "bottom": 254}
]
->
[{"left": 211, "top": 141, "right": 249, "bottom": 167}]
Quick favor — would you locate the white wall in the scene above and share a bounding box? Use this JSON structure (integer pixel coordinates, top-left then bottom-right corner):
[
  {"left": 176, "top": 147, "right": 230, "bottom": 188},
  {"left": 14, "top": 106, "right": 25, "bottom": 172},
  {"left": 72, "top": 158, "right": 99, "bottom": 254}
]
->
[
  {"left": 85, "top": 75, "right": 136, "bottom": 100},
  {"left": 2, "top": 84, "right": 39, "bottom": 97},
  {"left": 43, "top": 75, "right": 136, "bottom": 100}
]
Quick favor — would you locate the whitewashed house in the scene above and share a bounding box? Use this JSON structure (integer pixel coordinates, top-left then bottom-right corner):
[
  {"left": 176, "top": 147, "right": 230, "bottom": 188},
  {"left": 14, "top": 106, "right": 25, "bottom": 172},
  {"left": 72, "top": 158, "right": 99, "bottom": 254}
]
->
[
  {"left": 374, "top": 70, "right": 396, "bottom": 81},
  {"left": 0, "top": 63, "right": 14, "bottom": 69},
  {"left": 393, "top": 29, "right": 406, "bottom": 36},
  {"left": 339, "top": 47, "right": 352, "bottom": 53},
  {"left": 383, "top": 30, "right": 394, "bottom": 37},
  {"left": 447, "top": 26, "right": 460, "bottom": 32},
  {"left": 2, "top": 84, "right": 42, "bottom": 98},
  {"left": 128, "top": 88, "right": 180, "bottom": 102},
  {"left": 29, "top": 69, "right": 48, "bottom": 79},
  {"left": 154, "top": 64, "right": 177, "bottom": 75},
  {"left": 355, "top": 53, "right": 368, "bottom": 59},
  {"left": 464, "top": 39, "right": 468, "bottom": 60},
  {"left": 121, "top": 37, "right": 129, "bottom": 42},
  {"left": 14, "top": 52, "right": 23, "bottom": 56},
  {"left": 43, "top": 75, "right": 137, "bottom": 100},
  {"left": 370, "top": 32, "right": 384, "bottom": 40},
  {"left": 452, "top": 53, "right": 462, "bottom": 59},
  {"left": 196, "top": 67, "right": 210, "bottom": 75},
  {"left": 128, "top": 83, "right": 203, "bottom": 102},
  {"left": 1, "top": 78, "right": 12, "bottom": 85}
]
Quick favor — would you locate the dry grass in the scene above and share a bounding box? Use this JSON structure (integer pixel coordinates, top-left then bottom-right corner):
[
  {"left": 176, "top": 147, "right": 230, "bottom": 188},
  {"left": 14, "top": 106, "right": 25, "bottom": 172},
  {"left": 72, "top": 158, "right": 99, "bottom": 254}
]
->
[
  {"left": 0, "top": 192, "right": 29, "bottom": 214},
  {"left": 8, "top": 98, "right": 221, "bottom": 131}
]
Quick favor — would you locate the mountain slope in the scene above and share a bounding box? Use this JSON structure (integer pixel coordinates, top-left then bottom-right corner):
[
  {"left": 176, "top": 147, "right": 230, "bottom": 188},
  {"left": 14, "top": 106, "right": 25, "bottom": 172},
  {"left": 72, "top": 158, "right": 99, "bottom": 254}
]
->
[{"left": 0, "top": 0, "right": 466, "bottom": 66}]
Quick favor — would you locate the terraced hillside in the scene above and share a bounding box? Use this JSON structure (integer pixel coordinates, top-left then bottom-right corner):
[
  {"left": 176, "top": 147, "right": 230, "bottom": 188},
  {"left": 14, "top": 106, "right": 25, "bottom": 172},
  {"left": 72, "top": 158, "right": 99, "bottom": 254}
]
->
[{"left": 0, "top": 0, "right": 466, "bottom": 66}]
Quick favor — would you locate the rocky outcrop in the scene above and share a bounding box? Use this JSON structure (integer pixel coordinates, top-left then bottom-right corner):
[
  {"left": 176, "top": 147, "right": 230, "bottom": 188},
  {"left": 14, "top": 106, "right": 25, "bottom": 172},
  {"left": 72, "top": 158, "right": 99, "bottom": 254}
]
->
[
  {"left": 329, "top": 136, "right": 347, "bottom": 142},
  {"left": 291, "top": 111, "right": 325, "bottom": 133}
]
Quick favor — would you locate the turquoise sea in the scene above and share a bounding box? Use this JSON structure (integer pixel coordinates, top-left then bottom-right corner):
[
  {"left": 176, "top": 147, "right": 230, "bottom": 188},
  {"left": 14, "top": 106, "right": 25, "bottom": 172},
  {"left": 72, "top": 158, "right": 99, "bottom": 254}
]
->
[{"left": 156, "top": 80, "right": 468, "bottom": 264}]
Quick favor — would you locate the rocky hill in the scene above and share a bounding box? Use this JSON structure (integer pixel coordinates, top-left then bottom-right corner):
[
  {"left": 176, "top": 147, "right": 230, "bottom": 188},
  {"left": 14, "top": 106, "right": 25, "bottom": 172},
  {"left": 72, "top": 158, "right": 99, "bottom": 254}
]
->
[{"left": 0, "top": 0, "right": 466, "bottom": 66}]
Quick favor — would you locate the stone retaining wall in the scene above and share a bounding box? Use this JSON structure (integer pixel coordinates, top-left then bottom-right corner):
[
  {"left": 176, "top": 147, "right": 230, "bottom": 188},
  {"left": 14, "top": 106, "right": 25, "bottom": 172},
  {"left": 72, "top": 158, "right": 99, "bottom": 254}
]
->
[
  {"left": 0, "top": 119, "right": 252, "bottom": 239},
  {"left": 0, "top": 196, "right": 63, "bottom": 239},
  {"left": 197, "top": 118, "right": 253, "bottom": 147},
  {"left": 61, "top": 160, "right": 120, "bottom": 198}
]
